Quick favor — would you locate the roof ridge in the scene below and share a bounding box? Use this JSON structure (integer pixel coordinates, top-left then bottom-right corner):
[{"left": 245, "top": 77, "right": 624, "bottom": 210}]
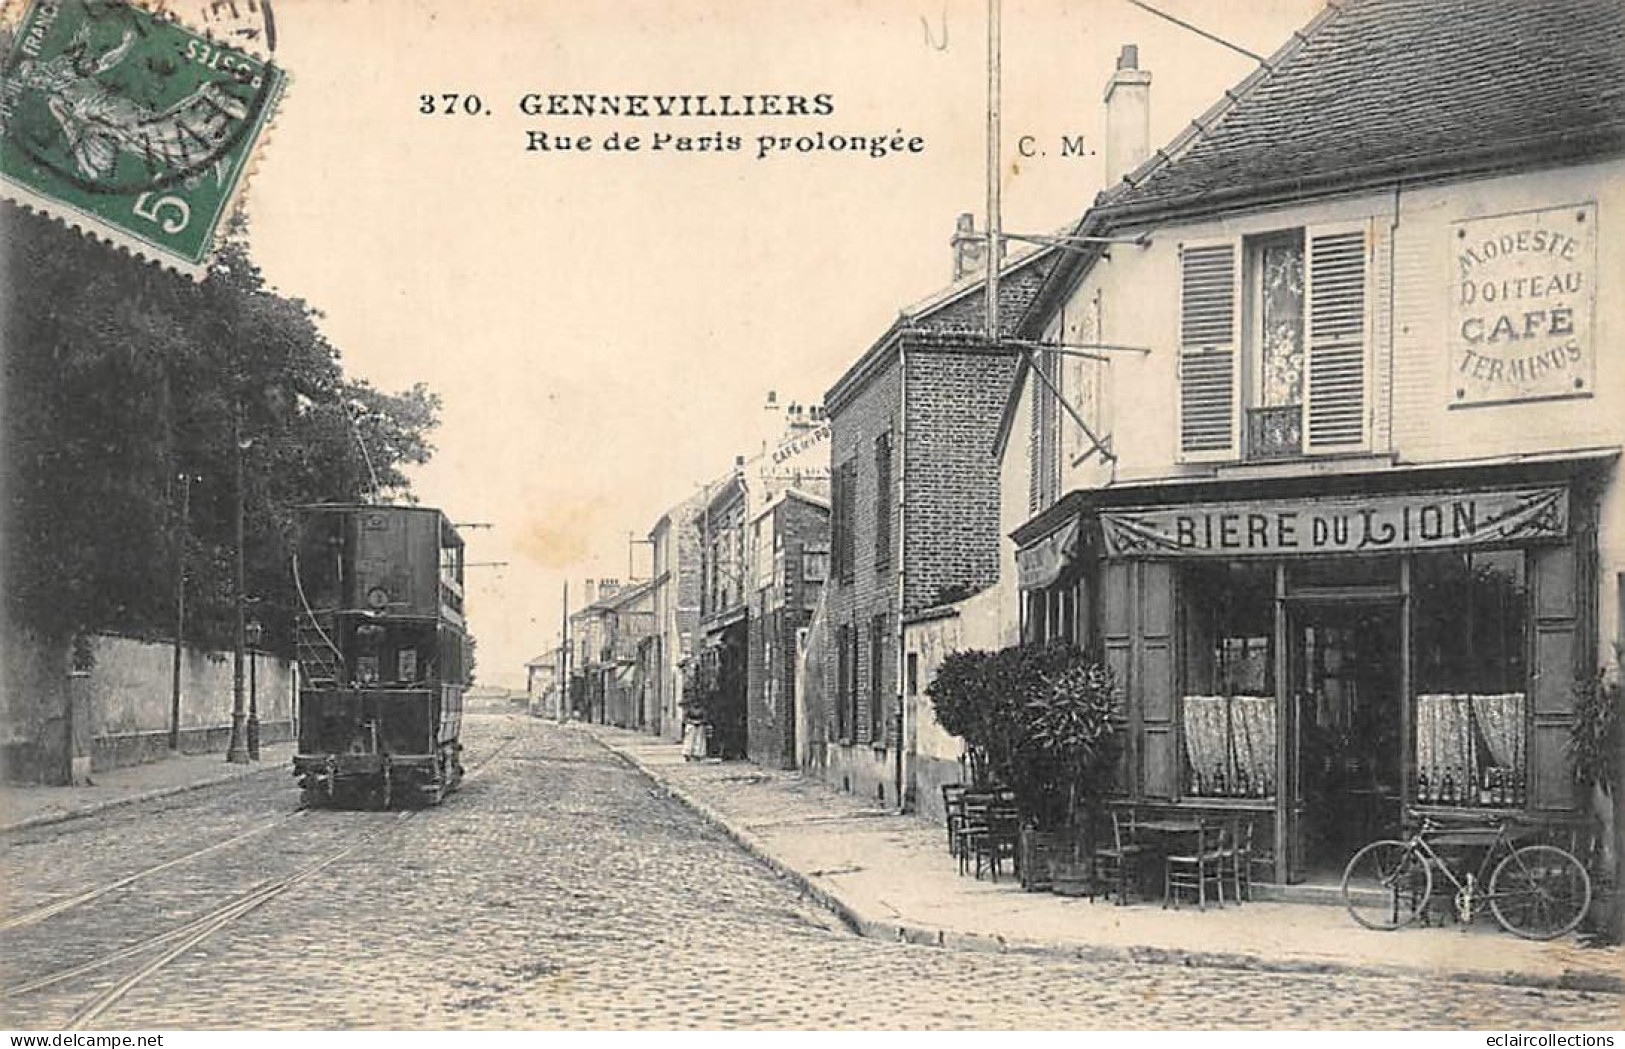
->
[
  {"left": 1099, "top": 0, "right": 1349, "bottom": 207},
  {"left": 896, "top": 239, "right": 1050, "bottom": 320}
]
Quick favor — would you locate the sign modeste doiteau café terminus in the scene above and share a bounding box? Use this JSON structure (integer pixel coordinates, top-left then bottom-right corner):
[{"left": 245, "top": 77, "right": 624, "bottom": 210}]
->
[
  {"left": 1099, "top": 487, "right": 1568, "bottom": 558},
  {"left": 1450, "top": 202, "right": 1596, "bottom": 407}
]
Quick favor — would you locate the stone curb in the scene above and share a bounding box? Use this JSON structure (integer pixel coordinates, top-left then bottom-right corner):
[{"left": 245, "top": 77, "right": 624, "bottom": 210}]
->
[
  {"left": 582, "top": 728, "right": 1622, "bottom": 997},
  {"left": 585, "top": 729, "right": 871, "bottom": 938},
  {"left": 0, "top": 759, "right": 290, "bottom": 836}
]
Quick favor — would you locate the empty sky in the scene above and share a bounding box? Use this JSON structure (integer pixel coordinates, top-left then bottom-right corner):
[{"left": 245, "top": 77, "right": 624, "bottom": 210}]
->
[{"left": 248, "top": 0, "right": 1324, "bottom": 687}]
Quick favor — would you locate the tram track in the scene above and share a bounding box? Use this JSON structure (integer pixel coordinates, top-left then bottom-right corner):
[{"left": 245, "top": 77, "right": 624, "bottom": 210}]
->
[
  {"left": 0, "top": 808, "right": 311, "bottom": 932},
  {"left": 2, "top": 725, "right": 522, "bottom": 1030}
]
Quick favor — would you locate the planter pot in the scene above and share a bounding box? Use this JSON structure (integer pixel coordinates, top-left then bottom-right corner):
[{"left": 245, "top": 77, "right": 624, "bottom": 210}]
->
[
  {"left": 1020, "top": 826, "right": 1095, "bottom": 895},
  {"left": 1049, "top": 860, "right": 1097, "bottom": 898}
]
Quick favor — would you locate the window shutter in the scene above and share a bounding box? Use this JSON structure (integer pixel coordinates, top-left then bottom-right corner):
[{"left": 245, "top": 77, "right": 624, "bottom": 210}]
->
[
  {"left": 874, "top": 432, "right": 892, "bottom": 570},
  {"left": 1178, "top": 242, "right": 1240, "bottom": 461},
  {"left": 1304, "top": 223, "right": 1369, "bottom": 452},
  {"left": 1528, "top": 544, "right": 1580, "bottom": 812}
]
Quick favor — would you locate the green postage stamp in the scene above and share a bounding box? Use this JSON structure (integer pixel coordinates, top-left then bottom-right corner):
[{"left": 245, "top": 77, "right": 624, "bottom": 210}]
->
[{"left": 0, "top": 0, "right": 285, "bottom": 276}]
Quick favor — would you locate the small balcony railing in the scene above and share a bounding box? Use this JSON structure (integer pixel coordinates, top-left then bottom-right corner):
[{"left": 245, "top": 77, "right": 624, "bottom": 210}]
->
[{"left": 1246, "top": 404, "right": 1302, "bottom": 460}]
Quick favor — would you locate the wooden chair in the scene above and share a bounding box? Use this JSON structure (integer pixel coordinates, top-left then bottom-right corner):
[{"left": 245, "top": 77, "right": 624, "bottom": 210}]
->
[
  {"left": 977, "top": 800, "right": 1022, "bottom": 881},
  {"left": 941, "top": 784, "right": 967, "bottom": 859},
  {"left": 957, "top": 791, "right": 994, "bottom": 876},
  {"left": 1219, "top": 818, "right": 1254, "bottom": 903},
  {"left": 1093, "top": 808, "right": 1145, "bottom": 905},
  {"left": 1164, "top": 821, "right": 1227, "bottom": 910}
]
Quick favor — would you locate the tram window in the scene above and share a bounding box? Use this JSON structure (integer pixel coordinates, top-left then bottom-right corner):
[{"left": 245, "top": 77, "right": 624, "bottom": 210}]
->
[
  {"left": 441, "top": 544, "right": 464, "bottom": 587},
  {"left": 296, "top": 515, "right": 345, "bottom": 607}
]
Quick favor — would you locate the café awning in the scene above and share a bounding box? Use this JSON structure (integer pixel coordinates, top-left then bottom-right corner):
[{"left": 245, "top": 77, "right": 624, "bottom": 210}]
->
[{"left": 1016, "top": 515, "right": 1082, "bottom": 590}]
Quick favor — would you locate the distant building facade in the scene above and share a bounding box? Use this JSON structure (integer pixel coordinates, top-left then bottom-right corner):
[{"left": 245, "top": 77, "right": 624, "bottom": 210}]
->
[
  {"left": 567, "top": 578, "right": 656, "bottom": 727},
  {"left": 524, "top": 646, "right": 562, "bottom": 718},
  {"left": 746, "top": 489, "right": 830, "bottom": 769},
  {"left": 647, "top": 488, "right": 709, "bottom": 741}
]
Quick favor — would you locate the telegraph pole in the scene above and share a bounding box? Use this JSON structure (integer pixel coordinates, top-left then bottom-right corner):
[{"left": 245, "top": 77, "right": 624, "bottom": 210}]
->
[
  {"left": 560, "top": 580, "right": 570, "bottom": 722},
  {"left": 985, "top": 0, "right": 1002, "bottom": 339}
]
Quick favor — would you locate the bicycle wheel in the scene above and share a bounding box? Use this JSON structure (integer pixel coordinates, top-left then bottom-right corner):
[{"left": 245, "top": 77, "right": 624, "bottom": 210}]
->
[
  {"left": 1488, "top": 844, "right": 1592, "bottom": 940},
  {"left": 1342, "top": 840, "right": 1432, "bottom": 930}
]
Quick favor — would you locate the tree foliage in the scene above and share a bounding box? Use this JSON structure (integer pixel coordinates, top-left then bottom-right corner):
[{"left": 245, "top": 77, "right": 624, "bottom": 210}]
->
[
  {"left": 1, "top": 203, "right": 441, "bottom": 659},
  {"left": 1571, "top": 662, "right": 1620, "bottom": 795},
  {"left": 928, "top": 642, "right": 1122, "bottom": 829}
]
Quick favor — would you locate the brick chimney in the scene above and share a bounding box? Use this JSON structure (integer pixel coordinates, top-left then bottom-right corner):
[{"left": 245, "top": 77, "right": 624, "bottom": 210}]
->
[
  {"left": 952, "top": 212, "right": 986, "bottom": 280},
  {"left": 584, "top": 578, "right": 597, "bottom": 606},
  {"left": 1103, "top": 44, "right": 1151, "bottom": 186}
]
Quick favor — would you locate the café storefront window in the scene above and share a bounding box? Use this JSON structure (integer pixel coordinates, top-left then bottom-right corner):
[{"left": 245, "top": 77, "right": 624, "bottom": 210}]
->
[
  {"left": 1180, "top": 562, "right": 1277, "bottom": 799},
  {"left": 1412, "top": 549, "right": 1529, "bottom": 808}
]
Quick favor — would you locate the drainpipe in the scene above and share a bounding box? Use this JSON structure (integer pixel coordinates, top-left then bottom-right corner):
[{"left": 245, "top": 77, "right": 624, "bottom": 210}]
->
[{"left": 894, "top": 339, "right": 909, "bottom": 813}]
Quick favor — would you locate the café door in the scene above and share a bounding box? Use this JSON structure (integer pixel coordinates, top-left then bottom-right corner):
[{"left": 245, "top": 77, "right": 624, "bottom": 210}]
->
[{"left": 1282, "top": 599, "right": 1404, "bottom": 882}]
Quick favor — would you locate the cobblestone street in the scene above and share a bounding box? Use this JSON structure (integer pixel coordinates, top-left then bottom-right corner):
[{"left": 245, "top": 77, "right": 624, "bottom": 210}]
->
[{"left": 2, "top": 714, "right": 1619, "bottom": 1030}]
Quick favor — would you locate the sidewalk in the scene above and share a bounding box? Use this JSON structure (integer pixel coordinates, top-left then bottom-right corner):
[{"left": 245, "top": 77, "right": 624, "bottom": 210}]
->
[
  {"left": 582, "top": 724, "right": 1622, "bottom": 995},
  {"left": 0, "top": 743, "right": 295, "bottom": 834}
]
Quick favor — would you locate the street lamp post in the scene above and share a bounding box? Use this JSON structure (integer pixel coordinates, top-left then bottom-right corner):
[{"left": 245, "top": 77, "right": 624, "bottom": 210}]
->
[
  {"left": 246, "top": 617, "right": 263, "bottom": 761},
  {"left": 225, "top": 405, "right": 250, "bottom": 764}
]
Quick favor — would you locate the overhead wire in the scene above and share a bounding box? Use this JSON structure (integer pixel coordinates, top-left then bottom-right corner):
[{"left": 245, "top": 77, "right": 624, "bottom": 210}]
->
[{"left": 1122, "top": 0, "right": 1269, "bottom": 66}]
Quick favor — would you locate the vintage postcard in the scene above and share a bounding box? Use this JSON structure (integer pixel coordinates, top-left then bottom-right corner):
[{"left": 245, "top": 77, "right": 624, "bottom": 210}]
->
[{"left": 1, "top": 0, "right": 1621, "bottom": 1035}]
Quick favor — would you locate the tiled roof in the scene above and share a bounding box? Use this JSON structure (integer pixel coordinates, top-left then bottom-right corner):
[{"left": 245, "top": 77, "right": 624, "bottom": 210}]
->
[
  {"left": 1100, "top": 0, "right": 1625, "bottom": 221},
  {"left": 900, "top": 248, "right": 1057, "bottom": 337}
]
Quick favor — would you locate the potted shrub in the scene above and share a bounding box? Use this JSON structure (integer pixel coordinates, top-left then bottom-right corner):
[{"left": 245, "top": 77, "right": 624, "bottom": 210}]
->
[
  {"left": 1571, "top": 662, "right": 1621, "bottom": 943},
  {"left": 928, "top": 641, "right": 1121, "bottom": 893}
]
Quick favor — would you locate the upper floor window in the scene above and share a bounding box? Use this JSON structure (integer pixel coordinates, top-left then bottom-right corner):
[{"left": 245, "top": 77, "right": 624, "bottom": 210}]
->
[
  {"left": 1030, "top": 349, "right": 1062, "bottom": 514},
  {"left": 1064, "top": 291, "right": 1106, "bottom": 466},
  {"left": 832, "top": 458, "right": 857, "bottom": 583},
  {"left": 1178, "top": 224, "right": 1369, "bottom": 463},
  {"left": 874, "top": 431, "right": 893, "bottom": 571}
]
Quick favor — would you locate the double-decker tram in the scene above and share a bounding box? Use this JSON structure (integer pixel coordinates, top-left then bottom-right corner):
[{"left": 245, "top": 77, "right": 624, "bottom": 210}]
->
[{"left": 292, "top": 504, "right": 468, "bottom": 807}]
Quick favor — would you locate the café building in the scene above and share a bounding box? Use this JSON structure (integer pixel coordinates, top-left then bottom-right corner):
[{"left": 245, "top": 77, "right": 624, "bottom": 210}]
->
[{"left": 996, "top": 0, "right": 1623, "bottom": 883}]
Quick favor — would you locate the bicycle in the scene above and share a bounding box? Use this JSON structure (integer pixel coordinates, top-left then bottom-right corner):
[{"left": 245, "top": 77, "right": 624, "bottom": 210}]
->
[{"left": 1340, "top": 808, "right": 1592, "bottom": 940}]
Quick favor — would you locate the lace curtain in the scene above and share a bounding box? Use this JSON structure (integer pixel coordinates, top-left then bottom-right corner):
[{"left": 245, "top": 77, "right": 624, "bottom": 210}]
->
[
  {"left": 1415, "top": 693, "right": 1477, "bottom": 795},
  {"left": 1183, "top": 695, "right": 1227, "bottom": 790},
  {"left": 1232, "top": 695, "right": 1277, "bottom": 792},
  {"left": 1470, "top": 692, "right": 1525, "bottom": 771},
  {"left": 1182, "top": 694, "right": 1276, "bottom": 796},
  {"left": 1259, "top": 242, "right": 1305, "bottom": 407}
]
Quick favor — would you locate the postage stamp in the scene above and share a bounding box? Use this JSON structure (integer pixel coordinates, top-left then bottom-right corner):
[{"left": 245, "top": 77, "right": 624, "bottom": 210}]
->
[{"left": 0, "top": 0, "right": 285, "bottom": 275}]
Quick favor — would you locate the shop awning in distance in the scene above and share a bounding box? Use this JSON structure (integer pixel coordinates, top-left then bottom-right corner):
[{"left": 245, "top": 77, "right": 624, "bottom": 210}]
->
[{"left": 1016, "top": 515, "right": 1082, "bottom": 590}]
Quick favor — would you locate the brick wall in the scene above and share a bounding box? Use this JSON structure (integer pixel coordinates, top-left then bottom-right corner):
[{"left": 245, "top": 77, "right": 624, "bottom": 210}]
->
[
  {"left": 825, "top": 353, "right": 900, "bottom": 756},
  {"left": 903, "top": 344, "right": 1019, "bottom": 615},
  {"left": 819, "top": 341, "right": 1016, "bottom": 804}
]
